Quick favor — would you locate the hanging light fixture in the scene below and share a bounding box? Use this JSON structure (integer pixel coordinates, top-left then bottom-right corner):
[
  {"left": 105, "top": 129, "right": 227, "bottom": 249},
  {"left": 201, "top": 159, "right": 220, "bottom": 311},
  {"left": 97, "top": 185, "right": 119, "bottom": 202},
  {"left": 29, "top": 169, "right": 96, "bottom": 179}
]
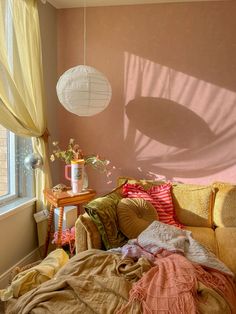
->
[{"left": 56, "top": 2, "right": 112, "bottom": 117}]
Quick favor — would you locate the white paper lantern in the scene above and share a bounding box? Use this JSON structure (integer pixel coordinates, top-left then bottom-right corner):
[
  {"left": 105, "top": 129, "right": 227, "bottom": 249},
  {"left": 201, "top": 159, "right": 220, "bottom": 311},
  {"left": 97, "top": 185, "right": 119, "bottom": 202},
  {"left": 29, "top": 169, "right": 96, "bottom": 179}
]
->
[{"left": 56, "top": 65, "right": 112, "bottom": 117}]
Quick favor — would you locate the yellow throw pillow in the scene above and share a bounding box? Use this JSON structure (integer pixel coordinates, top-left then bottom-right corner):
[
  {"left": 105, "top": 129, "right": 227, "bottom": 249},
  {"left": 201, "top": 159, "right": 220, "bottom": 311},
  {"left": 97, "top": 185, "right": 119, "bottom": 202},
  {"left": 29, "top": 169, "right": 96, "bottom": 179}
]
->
[
  {"left": 117, "top": 198, "right": 158, "bottom": 239},
  {"left": 172, "top": 184, "right": 214, "bottom": 227},
  {"left": 213, "top": 182, "right": 236, "bottom": 227}
]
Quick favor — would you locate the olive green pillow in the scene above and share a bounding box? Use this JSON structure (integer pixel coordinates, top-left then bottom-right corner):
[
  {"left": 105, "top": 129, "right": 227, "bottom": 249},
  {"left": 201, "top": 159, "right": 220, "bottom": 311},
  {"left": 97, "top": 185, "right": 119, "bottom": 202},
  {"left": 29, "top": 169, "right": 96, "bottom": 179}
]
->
[
  {"left": 117, "top": 198, "right": 158, "bottom": 239},
  {"left": 84, "top": 191, "right": 127, "bottom": 250}
]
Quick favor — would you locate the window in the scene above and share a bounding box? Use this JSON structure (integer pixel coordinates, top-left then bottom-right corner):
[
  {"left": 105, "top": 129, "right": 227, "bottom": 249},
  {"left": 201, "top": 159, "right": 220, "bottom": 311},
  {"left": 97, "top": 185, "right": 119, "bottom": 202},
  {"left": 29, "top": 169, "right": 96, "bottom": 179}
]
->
[
  {"left": 0, "top": 2, "right": 34, "bottom": 209},
  {"left": 0, "top": 124, "right": 34, "bottom": 207}
]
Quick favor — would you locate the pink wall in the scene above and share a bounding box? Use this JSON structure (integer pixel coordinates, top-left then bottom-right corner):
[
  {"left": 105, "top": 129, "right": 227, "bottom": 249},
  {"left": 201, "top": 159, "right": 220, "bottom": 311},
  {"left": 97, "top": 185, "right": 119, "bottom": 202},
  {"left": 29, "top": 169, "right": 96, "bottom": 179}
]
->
[{"left": 56, "top": 2, "right": 236, "bottom": 195}]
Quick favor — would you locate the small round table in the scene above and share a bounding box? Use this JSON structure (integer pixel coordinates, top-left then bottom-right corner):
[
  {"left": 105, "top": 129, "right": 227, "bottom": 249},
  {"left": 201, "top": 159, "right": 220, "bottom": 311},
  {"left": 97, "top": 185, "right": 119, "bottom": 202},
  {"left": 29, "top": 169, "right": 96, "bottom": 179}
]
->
[{"left": 43, "top": 188, "right": 96, "bottom": 257}]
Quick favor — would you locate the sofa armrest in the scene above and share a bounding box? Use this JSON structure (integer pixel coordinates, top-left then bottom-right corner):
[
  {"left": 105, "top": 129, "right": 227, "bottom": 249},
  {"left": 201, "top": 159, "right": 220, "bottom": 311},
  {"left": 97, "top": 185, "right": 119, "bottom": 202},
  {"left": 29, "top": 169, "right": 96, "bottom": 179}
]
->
[
  {"left": 215, "top": 227, "right": 236, "bottom": 277},
  {"left": 75, "top": 213, "right": 102, "bottom": 254}
]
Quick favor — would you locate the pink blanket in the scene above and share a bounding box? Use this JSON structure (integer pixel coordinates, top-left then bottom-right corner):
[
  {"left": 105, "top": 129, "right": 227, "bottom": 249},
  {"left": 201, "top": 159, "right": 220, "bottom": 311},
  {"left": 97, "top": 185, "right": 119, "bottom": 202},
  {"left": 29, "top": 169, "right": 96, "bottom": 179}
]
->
[{"left": 117, "top": 252, "right": 236, "bottom": 314}]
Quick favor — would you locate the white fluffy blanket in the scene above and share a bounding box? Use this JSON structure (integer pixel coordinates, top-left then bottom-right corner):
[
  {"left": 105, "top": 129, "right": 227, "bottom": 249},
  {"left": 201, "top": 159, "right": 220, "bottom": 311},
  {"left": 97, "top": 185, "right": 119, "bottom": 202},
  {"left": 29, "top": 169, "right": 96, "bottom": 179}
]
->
[{"left": 127, "top": 221, "right": 234, "bottom": 276}]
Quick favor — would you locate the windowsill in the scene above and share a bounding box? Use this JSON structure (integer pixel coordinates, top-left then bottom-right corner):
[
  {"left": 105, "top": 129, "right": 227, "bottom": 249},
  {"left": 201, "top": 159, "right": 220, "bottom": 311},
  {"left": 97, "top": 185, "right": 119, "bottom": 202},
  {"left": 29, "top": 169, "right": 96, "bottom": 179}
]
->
[{"left": 0, "top": 197, "right": 36, "bottom": 221}]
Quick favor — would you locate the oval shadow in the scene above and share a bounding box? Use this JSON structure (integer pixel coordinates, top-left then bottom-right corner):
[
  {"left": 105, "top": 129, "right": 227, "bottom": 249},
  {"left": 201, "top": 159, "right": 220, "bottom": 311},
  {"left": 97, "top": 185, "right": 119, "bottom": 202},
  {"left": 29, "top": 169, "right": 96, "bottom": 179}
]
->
[{"left": 126, "top": 97, "right": 216, "bottom": 149}]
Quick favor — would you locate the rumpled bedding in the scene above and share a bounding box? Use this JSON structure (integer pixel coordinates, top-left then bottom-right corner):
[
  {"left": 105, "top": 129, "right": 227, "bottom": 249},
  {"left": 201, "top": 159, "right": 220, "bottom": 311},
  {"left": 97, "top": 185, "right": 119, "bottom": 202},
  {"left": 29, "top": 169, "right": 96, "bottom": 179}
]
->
[
  {"left": 117, "top": 251, "right": 236, "bottom": 314},
  {"left": 4, "top": 222, "right": 236, "bottom": 314},
  {"left": 136, "top": 221, "right": 234, "bottom": 276},
  {"left": 0, "top": 249, "right": 69, "bottom": 301},
  {"left": 116, "top": 221, "right": 236, "bottom": 313},
  {"left": 5, "top": 250, "right": 149, "bottom": 314}
]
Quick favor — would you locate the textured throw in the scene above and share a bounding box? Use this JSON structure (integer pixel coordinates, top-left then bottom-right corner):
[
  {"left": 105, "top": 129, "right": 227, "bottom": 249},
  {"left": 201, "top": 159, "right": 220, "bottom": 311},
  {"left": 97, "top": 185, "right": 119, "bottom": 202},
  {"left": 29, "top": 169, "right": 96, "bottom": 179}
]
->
[
  {"left": 116, "top": 253, "right": 198, "bottom": 314},
  {"left": 194, "top": 263, "right": 236, "bottom": 313},
  {"left": 117, "top": 252, "right": 236, "bottom": 314}
]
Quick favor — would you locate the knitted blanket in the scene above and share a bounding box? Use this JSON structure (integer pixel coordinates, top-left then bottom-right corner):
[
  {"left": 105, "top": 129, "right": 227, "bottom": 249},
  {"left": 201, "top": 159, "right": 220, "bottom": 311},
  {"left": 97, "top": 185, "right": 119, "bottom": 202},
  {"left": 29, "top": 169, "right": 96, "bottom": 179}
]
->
[
  {"left": 117, "top": 221, "right": 236, "bottom": 314},
  {"left": 117, "top": 252, "right": 236, "bottom": 314}
]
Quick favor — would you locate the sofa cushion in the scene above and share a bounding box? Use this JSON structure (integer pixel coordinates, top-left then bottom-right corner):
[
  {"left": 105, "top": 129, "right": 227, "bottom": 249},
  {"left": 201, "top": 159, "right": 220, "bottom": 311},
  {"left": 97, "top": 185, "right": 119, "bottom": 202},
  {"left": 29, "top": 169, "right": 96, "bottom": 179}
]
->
[
  {"left": 117, "top": 198, "right": 158, "bottom": 239},
  {"left": 215, "top": 227, "right": 236, "bottom": 276},
  {"left": 122, "top": 183, "right": 183, "bottom": 228},
  {"left": 172, "top": 184, "right": 214, "bottom": 227},
  {"left": 84, "top": 191, "right": 127, "bottom": 250},
  {"left": 184, "top": 226, "right": 217, "bottom": 255},
  {"left": 213, "top": 182, "right": 236, "bottom": 227}
]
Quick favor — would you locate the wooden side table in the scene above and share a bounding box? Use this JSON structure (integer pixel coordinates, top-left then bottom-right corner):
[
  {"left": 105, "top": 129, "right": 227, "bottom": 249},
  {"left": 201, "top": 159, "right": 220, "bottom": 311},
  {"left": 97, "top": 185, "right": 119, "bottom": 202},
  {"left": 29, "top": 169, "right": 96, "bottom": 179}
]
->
[{"left": 43, "top": 188, "right": 96, "bottom": 257}]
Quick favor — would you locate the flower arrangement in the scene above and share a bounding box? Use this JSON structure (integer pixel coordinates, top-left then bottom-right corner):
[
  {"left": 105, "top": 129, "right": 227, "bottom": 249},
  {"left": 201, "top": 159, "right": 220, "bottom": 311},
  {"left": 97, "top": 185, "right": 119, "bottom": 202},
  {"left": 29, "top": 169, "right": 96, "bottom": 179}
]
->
[
  {"left": 52, "top": 227, "right": 75, "bottom": 257},
  {"left": 50, "top": 138, "right": 109, "bottom": 172}
]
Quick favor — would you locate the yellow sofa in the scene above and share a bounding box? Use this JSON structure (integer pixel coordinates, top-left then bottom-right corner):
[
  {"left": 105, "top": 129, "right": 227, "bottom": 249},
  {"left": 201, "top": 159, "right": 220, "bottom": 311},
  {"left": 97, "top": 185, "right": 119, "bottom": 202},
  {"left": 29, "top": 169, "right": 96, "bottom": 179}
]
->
[{"left": 75, "top": 179, "right": 236, "bottom": 277}]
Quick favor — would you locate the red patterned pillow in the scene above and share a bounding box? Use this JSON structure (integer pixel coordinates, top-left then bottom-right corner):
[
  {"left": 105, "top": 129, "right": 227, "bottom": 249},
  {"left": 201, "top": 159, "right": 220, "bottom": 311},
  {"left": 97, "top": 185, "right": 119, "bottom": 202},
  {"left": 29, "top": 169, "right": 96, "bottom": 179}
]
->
[{"left": 122, "top": 183, "right": 183, "bottom": 228}]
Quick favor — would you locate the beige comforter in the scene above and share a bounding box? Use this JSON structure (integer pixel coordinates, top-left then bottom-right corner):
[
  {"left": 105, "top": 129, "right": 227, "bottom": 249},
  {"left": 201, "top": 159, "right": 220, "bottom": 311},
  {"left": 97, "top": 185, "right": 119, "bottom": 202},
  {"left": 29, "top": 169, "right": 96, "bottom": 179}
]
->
[
  {"left": 6, "top": 250, "right": 150, "bottom": 314},
  {"left": 5, "top": 248, "right": 235, "bottom": 314}
]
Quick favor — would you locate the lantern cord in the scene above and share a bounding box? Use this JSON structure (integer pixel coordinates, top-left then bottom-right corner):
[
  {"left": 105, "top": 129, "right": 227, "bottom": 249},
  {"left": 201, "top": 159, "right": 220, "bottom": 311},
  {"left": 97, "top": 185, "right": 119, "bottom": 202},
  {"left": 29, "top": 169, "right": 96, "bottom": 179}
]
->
[{"left": 83, "top": 0, "right": 86, "bottom": 66}]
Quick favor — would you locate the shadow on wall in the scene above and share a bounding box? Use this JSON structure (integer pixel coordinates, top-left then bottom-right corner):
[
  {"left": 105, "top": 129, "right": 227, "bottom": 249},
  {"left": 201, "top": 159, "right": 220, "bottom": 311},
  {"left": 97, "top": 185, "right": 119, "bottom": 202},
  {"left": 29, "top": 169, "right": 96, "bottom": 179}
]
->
[
  {"left": 126, "top": 97, "right": 215, "bottom": 149},
  {"left": 57, "top": 4, "right": 236, "bottom": 191},
  {"left": 107, "top": 52, "right": 236, "bottom": 182}
]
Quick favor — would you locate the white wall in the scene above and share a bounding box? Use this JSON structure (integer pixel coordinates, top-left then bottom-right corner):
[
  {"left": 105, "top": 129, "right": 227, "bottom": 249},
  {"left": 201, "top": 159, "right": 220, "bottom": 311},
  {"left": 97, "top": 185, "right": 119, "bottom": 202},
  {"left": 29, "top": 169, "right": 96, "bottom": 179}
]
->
[{"left": 0, "top": 202, "right": 37, "bottom": 278}]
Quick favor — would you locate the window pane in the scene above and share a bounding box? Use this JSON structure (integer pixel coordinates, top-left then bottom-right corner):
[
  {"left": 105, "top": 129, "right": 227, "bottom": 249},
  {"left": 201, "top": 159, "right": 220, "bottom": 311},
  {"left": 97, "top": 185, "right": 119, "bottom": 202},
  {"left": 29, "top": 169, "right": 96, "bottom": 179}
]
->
[
  {"left": 0, "top": 124, "right": 8, "bottom": 196},
  {"left": 0, "top": 124, "right": 34, "bottom": 206}
]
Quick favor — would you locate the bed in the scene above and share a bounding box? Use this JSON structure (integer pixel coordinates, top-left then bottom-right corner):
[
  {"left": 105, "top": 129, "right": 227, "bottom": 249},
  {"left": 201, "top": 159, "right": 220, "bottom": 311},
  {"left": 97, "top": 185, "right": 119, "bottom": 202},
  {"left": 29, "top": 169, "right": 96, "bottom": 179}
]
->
[{"left": 2, "top": 179, "right": 236, "bottom": 313}]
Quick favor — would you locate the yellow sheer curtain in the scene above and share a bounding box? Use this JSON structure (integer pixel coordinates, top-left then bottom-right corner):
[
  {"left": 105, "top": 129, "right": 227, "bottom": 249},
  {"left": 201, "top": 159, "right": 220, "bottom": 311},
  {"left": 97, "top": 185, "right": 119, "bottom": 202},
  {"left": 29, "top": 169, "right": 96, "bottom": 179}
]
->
[{"left": 0, "top": 0, "right": 51, "bottom": 211}]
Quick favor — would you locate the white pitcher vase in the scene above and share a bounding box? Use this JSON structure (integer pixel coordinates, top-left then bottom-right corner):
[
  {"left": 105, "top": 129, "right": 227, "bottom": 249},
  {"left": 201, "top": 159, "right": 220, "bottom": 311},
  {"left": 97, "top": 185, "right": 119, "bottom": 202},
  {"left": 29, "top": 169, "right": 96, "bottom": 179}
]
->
[{"left": 65, "top": 159, "right": 85, "bottom": 193}]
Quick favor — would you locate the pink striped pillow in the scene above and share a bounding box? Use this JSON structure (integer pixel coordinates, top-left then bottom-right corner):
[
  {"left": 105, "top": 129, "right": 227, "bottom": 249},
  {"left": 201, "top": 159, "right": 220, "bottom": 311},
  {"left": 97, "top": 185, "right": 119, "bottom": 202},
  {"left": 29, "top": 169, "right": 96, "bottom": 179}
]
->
[{"left": 122, "top": 183, "right": 183, "bottom": 228}]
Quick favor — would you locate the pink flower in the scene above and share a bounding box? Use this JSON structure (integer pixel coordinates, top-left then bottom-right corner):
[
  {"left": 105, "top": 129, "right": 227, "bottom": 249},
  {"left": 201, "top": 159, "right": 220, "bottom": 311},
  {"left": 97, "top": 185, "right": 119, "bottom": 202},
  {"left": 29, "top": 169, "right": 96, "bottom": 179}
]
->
[{"left": 52, "top": 227, "right": 76, "bottom": 256}]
